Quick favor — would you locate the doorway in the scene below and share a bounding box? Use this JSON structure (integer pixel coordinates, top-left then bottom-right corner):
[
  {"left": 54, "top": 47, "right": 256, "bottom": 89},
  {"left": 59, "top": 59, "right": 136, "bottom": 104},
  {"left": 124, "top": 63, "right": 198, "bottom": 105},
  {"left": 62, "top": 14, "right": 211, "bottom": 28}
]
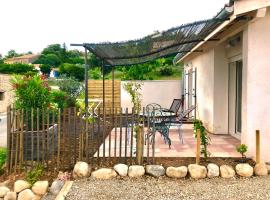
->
[{"left": 228, "top": 60, "right": 242, "bottom": 137}]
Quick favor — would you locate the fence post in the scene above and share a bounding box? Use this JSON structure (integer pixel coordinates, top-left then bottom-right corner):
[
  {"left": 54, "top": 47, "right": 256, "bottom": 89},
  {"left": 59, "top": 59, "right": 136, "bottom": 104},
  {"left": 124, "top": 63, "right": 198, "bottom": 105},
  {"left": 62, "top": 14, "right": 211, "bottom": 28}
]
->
[
  {"left": 196, "top": 129, "right": 201, "bottom": 164},
  {"left": 256, "top": 130, "right": 260, "bottom": 163},
  {"left": 6, "top": 106, "right": 11, "bottom": 174},
  {"left": 136, "top": 126, "right": 144, "bottom": 165}
]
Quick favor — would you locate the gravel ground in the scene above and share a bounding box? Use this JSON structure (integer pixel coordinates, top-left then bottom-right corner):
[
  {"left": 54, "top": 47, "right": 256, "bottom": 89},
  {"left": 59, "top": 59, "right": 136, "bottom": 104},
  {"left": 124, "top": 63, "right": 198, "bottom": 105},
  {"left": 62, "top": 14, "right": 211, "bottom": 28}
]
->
[{"left": 66, "top": 176, "right": 270, "bottom": 200}]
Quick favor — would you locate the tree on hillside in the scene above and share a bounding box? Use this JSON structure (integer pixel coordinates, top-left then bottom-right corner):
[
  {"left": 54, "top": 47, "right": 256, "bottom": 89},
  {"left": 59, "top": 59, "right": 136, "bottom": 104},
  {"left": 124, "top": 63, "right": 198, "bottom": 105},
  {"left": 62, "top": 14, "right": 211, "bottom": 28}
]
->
[
  {"left": 6, "top": 49, "right": 21, "bottom": 58},
  {"left": 34, "top": 53, "right": 61, "bottom": 67}
]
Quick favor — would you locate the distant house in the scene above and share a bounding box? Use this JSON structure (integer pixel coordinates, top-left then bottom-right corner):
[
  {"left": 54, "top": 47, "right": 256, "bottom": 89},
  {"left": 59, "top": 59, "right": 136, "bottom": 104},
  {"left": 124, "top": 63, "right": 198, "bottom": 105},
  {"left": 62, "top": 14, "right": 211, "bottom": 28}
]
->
[
  {"left": 174, "top": 0, "right": 270, "bottom": 161},
  {"left": 4, "top": 54, "right": 39, "bottom": 64},
  {"left": 0, "top": 74, "right": 13, "bottom": 113}
]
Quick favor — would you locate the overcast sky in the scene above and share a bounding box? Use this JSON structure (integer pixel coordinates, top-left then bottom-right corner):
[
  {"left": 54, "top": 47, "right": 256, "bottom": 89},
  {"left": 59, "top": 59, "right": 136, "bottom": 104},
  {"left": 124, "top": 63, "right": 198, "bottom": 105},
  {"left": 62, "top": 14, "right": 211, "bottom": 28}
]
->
[{"left": 0, "top": 0, "right": 228, "bottom": 56}]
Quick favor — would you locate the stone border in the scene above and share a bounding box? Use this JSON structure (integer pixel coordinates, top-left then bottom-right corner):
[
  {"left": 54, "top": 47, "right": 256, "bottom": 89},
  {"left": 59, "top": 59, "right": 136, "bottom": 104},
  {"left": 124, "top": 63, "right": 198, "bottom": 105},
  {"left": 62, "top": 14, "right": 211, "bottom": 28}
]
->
[{"left": 73, "top": 162, "right": 270, "bottom": 180}]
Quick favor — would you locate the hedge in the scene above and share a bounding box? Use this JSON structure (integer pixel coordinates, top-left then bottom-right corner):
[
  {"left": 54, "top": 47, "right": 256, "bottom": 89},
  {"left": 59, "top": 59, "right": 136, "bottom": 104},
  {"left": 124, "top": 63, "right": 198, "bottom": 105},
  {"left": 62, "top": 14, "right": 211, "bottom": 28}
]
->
[{"left": 0, "top": 63, "right": 36, "bottom": 74}]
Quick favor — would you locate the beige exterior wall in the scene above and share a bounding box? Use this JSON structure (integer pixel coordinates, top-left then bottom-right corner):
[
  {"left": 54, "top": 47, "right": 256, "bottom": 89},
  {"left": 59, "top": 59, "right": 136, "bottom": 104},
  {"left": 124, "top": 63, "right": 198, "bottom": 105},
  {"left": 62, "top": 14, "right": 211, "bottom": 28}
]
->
[
  {"left": 242, "top": 10, "right": 270, "bottom": 161},
  {"left": 0, "top": 74, "right": 13, "bottom": 113},
  {"left": 213, "top": 44, "right": 229, "bottom": 134},
  {"left": 184, "top": 49, "right": 215, "bottom": 132},
  {"left": 183, "top": 7, "right": 270, "bottom": 162},
  {"left": 121, "top": 80, "right": 181, "bottom": 110}
]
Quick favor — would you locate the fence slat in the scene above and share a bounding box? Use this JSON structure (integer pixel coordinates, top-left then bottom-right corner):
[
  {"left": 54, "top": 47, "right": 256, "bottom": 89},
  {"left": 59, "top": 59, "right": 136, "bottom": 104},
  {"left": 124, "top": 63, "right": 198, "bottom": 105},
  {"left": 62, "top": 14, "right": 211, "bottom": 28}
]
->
[
  {"left": 114, "top": 108, "right": 117, "bottom": 157},
  {"left": 130, "top": 108, "right": 134, "bottom": 164},
  {"left": 119, "top": 108, "right": 123, "bottom": 161},
  {"left": 73, "top": 107, "right": 77, "bottom": 165},
  {"left": 42, "top": 109, "right": 45, "bottom": 164},
  {"left": 124, "top": 108, "right": 128, "bottom": 161},
  {"left": 57, "top": 109, "right": 61, "bottom": 169},
  {"left": 31, "top": 108, "right": 34, "bottom": 167},
  {"left": 6, "top": 106, "right": 11, "bottom": 174},
  {"left": 37, "top": 108, "right": 40, "bottom": 162},
  {"left": 19, "top": 109, "right": 24, "bottom": 171}
]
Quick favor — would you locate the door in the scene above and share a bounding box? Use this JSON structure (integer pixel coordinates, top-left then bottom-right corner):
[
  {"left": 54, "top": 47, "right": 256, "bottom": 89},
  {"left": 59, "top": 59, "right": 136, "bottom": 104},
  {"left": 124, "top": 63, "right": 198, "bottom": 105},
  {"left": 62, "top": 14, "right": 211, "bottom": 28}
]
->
[{"left": 228, "top": 60, "right": 242, "bottom": 136}]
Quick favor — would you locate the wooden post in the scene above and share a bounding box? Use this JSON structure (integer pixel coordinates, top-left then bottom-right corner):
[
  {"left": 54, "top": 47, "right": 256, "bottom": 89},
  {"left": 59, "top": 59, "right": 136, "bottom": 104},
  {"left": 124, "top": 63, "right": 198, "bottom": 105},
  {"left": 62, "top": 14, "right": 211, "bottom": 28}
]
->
[
  {"left": 196, "top": 129, "right": 201, "bottom": 164},
  {"left": 6, "top": 106, "right": 11, "bottom": 174},
  {"left": 136, "top": 126, "right": 144, "bottom": 165},
  {"left": 256, "top": 130, "right": 260, "bottom": 163},
  {"left": 57, "top": 109, "right": 61, "bottom": 169}
]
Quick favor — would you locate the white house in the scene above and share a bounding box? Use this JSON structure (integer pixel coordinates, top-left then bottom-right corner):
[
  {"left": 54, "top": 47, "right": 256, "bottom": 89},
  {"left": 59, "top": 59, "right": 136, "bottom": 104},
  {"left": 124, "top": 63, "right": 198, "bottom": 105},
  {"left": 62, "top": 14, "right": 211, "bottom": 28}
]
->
[{"left": 174, "top": 0, "right": 270, "bottom": 162}]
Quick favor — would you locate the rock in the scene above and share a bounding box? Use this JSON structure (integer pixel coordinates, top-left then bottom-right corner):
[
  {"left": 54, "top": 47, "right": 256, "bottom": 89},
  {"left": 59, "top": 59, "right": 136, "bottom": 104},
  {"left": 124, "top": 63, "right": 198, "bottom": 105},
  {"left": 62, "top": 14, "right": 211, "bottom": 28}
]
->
[
  {"left": 220, "top": 165, "right": 235, "bottom": 178},
  {"left": 188, "top": 164, "right": 207, "bottom": 179},
  {"left": 33, "top": 195, "right": 41, "bottom": 200},
  {"left": 91, "top": 168, "right": 117, "bottom": 179},
  {"left": 235, "top": 163, "right": 254, "bottom": 177},
  {"left": 49, "top": 180, "right": 65, "bottom": 195},
  {"left": 0, "top": 187, "right": 10, "bottom": 198},
  {"left": 18, "top": 189, "right": 35, "bottom": 200},
  {"left": 166, "top": 166, "right": 187, "bottom": 178},
  {"left": 0, "top": 180, "right": 10, "bottom": 187},
  {"left": 207, "top": 163, "right": 219, "bottom": 178},
  {"left": 128, "top": 165, "right": 145, "bottom": 178},
  {"left": 4, "top": 192, "right": 16, "bottom": 200},
  {"left": 14, "top": 180, "right": 31, "bottom": 193},
  {"left": 32, "top": 181, "right": 49, "bottom": 195},
  {"left": 254, "top": 162, "right": 268, "bottom": 176},
  {"left": 145, "top": 165, "right": 165, "bottom": 177},
  {"left": 113, "top": 164, "right": 128, "bottom": 177},
  {"left": 73, "top": 162, "right": 91, "bottom": 178}
]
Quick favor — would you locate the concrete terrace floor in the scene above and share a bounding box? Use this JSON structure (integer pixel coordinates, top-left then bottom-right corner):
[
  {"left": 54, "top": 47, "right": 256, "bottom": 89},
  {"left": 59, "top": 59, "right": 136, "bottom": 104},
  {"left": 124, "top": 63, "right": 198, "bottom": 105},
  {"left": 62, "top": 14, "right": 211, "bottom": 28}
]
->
[{"left": 96, "top": 124, "right": 241, "bottom": 158}]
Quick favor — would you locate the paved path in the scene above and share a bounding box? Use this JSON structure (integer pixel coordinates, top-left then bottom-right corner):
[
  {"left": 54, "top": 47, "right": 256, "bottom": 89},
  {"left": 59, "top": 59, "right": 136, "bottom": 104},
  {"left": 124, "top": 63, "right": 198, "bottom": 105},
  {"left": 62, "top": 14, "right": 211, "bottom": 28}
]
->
[
  {"left": 66, "top": 176, "right": 270, "bottom": 200},
  {"left": 0, "top": 113, "right": 7, "bottom": 147}
]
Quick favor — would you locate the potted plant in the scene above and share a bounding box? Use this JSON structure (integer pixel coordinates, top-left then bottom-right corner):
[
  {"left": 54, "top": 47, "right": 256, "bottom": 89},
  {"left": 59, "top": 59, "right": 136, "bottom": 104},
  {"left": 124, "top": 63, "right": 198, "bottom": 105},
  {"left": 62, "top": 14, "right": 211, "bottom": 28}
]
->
[{"left": 236, "top": 144, "right": 248, "bottom": 163}]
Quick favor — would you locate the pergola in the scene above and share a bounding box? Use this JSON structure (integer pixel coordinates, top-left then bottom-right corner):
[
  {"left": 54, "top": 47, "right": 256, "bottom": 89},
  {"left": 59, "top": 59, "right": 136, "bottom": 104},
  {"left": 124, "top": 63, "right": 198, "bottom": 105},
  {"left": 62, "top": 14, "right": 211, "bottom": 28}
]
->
[{"left": 71, "top": 6, "right": 232, "bottom": 112}]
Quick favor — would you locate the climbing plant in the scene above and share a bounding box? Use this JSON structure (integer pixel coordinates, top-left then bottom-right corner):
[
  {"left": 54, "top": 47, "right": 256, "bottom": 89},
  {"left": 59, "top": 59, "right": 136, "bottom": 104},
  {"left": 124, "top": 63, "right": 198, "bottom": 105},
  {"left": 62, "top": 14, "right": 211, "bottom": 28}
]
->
[
  {"left": 193, "top": 119, "right": 211, "bottom": 159},
  {"left": 123, "top": 81, "right": 143, "bottom": 114}
]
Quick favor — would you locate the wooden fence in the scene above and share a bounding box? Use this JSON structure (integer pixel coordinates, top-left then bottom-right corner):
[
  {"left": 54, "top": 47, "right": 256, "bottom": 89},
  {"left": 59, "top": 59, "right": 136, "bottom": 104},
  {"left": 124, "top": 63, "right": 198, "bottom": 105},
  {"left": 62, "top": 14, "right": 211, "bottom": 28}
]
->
[
  {"left": 6, "top": 106, "right": 156, "bottom": 173},
  {"left": 88, "top": 80, "right": 121, "bottom": 113}
]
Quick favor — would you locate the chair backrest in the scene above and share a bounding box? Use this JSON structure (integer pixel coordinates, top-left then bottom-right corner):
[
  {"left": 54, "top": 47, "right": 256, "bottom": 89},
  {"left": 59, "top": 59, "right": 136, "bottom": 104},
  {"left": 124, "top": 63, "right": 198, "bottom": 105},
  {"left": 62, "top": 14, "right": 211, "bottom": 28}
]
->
[
  {"left": 169, "top": 99, "right": 183, "bottom": 113},
  {"left": 178, "top": 105, "right": 196, "bottom": 120}
]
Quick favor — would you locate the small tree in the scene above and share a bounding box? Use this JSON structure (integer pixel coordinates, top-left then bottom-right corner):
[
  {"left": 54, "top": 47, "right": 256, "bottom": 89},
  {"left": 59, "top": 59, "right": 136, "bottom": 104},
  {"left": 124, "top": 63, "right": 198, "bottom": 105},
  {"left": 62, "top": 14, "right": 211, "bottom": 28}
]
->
[
  {"left": 236, "top": 144, "right": 248, "bottom": 159},
  {"left": 40, "top": 64, "right": 52, "bottom": 76}
]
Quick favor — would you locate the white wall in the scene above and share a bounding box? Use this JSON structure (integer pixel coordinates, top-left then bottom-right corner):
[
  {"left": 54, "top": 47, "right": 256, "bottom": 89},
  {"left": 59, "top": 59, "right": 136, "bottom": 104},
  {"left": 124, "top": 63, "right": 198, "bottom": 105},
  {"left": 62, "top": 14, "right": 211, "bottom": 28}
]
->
[
  {"left": 213, "top": 44, "right": 229, "bottom": 134},
  {"left": 184, "top": 49, "right": 215, "bottom": 132},
  {"left": 242, "top": 10, "right": 270, "bottom": 162},
  {"left": 121, "top": 80, "right": 181, "bottom": 110}
]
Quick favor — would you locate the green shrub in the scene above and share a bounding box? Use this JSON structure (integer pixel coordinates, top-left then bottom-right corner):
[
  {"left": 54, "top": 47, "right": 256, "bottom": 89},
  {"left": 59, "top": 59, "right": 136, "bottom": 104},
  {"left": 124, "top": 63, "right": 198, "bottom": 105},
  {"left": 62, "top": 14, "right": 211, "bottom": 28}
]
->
[
  {"left": 11, "top": 74, "right": 51, "bottom": 110},
  {"left": 236, "top": 144, "right": 248, "bottom": 158},
  {"left": 26, "top": 164, "right": 44, "bottom": 185},
  {"left": 57, "top": 75, "right": 83, "bottom": 107},
  {"left": 89, "top": 67, "right": 101, "bottom": 80},
  {"left": 40, "top": 64, "right": 52, "bottom": 75},
  {"left": 59, "top": 63, "right": 84, "bottom": 81},
  {"left": 159, "top": 65, "right": 173, "bottom": 76},
  {"left": 0, "top": 148, "right": 7, "bottom": 170},
  {"left": 0, "top": 63, "right": 36, "bottom": 74},
  {"left": 51, "top": 90, "right": 67, "bottom": 110}
]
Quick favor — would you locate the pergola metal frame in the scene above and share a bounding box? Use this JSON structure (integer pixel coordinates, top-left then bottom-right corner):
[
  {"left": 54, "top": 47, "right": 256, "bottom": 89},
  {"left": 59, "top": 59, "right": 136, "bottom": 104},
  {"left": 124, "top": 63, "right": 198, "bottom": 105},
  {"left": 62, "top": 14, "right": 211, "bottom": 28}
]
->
[{"left": 70, "top": 5, "right": 233, "bottom": 112}]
